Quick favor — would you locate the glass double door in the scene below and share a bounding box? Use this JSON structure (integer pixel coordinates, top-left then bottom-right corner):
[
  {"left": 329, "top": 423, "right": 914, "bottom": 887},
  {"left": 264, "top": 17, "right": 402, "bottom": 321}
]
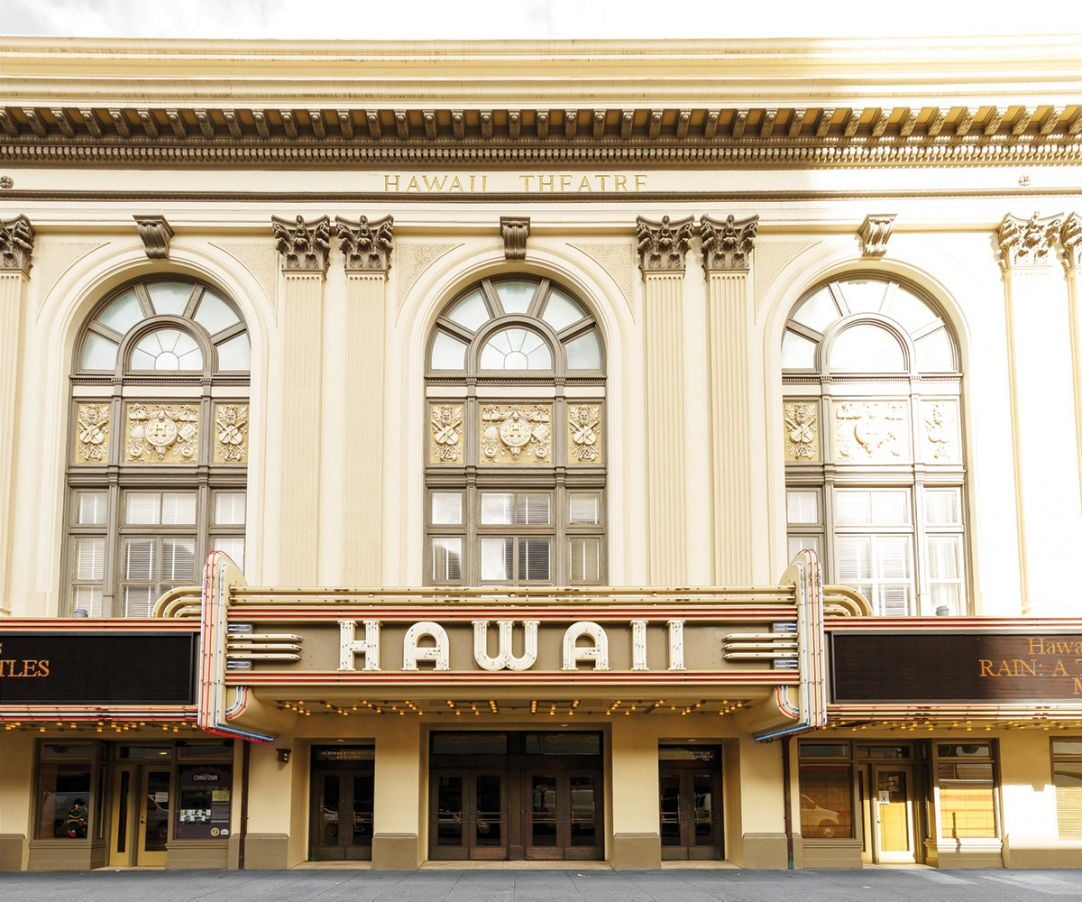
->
[
  {"left": 659, "top": 766, "right": 723, "bottom": 860},
  {"left": 525, "top": 770, "right": 602, "bottom": 860},
  {"left": 310, "top": 765, "right": 375, "bottom": 860},
  {"left": 109, "top": 766, "right": 171, "bottom": 867},
  {"left": 433, "top": 770, "right": 508, "bottom": 860}
]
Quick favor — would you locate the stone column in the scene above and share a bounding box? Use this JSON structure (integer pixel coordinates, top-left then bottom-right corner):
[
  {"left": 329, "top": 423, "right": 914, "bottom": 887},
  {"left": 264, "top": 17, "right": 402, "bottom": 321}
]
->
[
  {"left": 372, "top": 715, "right": 421, "bottom": 868},
  {"left": 701, "top": 215, "right": 759, "bottom": 585},
  {"left": 336, "top": 216, "right": 393, "bottom": 585},
  {"left": 609, "top": 715, "right": 661, "bottom": 868},
  {"left": 636, "top": 215, "right": 693, "bottom": 586},
  {"left": 0, "top": 216, "right": 33, "bottom": 615},
  {"left": 1062, "top": 213, "right": 1082, "bottom": 512},
  {"left": 271, "top": 215, "right": 330, "bottom": 585},
  {"left": 996, "top": 213, "right": 1082, "bottom": 614}
]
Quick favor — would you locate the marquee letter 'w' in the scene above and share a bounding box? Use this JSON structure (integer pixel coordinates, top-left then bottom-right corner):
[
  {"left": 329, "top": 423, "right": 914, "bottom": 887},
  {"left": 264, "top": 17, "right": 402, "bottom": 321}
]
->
[{"left": 472, "top": 620, "right": 540, "bottom": 671}]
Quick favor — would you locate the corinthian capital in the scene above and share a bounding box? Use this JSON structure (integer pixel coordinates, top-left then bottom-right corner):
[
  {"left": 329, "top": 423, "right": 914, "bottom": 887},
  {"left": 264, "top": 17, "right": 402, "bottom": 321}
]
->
[
  {"left": 0, "top": 215, "right": 35, "bottom": 276},
  {"left": 272, "top": 214, "right": 331, "bottom": 274},
  {"left": 636, "top": 215, "right": 694, "bottom": 274},
  {"left": 995, "top": 211, "right": 1063, "bottom": 272},
  {"left": 700, "top": 214, "right": 759, "bottom": 273},
  {"left": 335, "top": 215, "right": 394, "bottom": 273},
  {"left": 1061, "top": 213, "right": 1081, "bottom": 274}
]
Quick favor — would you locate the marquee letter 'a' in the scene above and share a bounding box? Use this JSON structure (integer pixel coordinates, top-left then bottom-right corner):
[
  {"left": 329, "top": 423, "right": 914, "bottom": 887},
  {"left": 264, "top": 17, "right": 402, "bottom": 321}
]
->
[
  {"left": 402, "top": 621, "right": 450, "bottom": 671},
  {"left": 472, "top": 620, "right": 540, "bottom": 671},
  {"left": 561, "top": 621, "right": 610, "bottom": 671}
]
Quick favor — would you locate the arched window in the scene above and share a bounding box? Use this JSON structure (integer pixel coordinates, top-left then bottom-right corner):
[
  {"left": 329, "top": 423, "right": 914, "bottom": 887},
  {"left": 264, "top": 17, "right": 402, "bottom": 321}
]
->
[
  {"left": 67, "top": 277, "right": 250, "bottom": 616},
  {"left": 426, "top": 275, "right": 605, "bottom": 585},
  {"left": 782, "top": 275, "right": 966, "bottom": 616}
]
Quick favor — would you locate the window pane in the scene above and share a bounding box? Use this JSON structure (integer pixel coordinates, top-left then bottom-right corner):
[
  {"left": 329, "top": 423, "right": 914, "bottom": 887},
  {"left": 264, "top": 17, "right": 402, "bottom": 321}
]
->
[
  {"left": 125, "top": 492, "right": 161, "bottom": 525},
  {"left": 80, "top": 333, "right": 119, "bottom": 370},
  {"left": 876, "top": 536, "right": 913, "bottom": 579},
  {"left": 938, "top": 761, "right": 995, "bottom": 838},
  {"left": 871, "top": 490, "right": 910, "bottom": 526},
  {"left": 799, "top": 765, "right": 853, "bottom": 838},
  {"left": 72, "top": 585, "right": 103, "bottom": 617},
  {"left": 829, "top": 324, "right": 905, "bottom": 371},
  {"left": 570, "top": 538, "right": 600, "bottom": 582},
  {"left": 781, "top": 331, "right": 816, "bottom": 369},
  {"left": 519, "top": 538, "right": 550, "bottom": 581},
  {"left": 76, "top": 491, "right": 108, "bottom": 525},
  {"left": 446, "top": 290, "right": 491, "bottom": 332},
  {"left": 787, "top": 535, "right": 821, "bottom": 559},
  {"left": 161, "top": 538, "right": 196, "bottom": 581},
  {"left": 162, "top": 492, "right": 197, "bottom": 525},
  {"left": 1054, "top": 741, "right": 1082, "bottom": 757},
  {"left": 481, "top": 493, "right": 514, "bottom": 525},
  {"left": 1055, "top": 762, "right": 1082, "bottom": 839},
  {"left": 480, "top": 328, "right": 552, "bottom": 370},
  {"left": 839, "top": 279, "right": 886, "bottom": 314},
  {"left": 213, "top": 537, "right": 245, "bottom": 570},
  {"left": 35, "top": 763, "right": 92, "bottom": 839},
  {"left": 97, "top": 289, "right": 144, "bottom": 333},
  {"left": 835, "top": 490, "right": 872, "bottom": 526},
  {"left": 124, "top": 585, "right": 155, "bottom": 618},
  {"left": 877, "top": 585, "right": 913, "bottom": 617},
  {"left": 786, "top": 490, "right": 819, "bottom": 524},
  {"left": 214, "top": 492, "right": 246, "bottom": 526},
  {"left": 926, "top": 535, "right": 961, "bottom": 580},
  {"left": 885, "top": 287, "right": 939, "bottom": 335},
  {"left": 836, "top": 535, "right": 872, "bottom": 581},
  {"left": 541, "top": 289, "right": 586, "bottom": 331},
  {"left": 516, "top": 494, "right": 550, "bottom": 525},
  {"left": 73, "top": 538, "right": 105, "bottom": 581},
  {"left": 148, "top": 282, "right": 194, "bottom": 316},
  {"left": 914, "top": 328, "right": 955, "bottom": 372},
  {"left": 131, "top": 328, "right": 204, "bottom": 372},
  {"left": 565, "top": 330, "right": 602, "bottom": 369},
  {"left": 496, "top": 280, "right": 536, "bottom": 314},
  {"left": 431, "top": 537, "right": 462, "bottom": 582},
  {"left": 193, "top": 291, "right": 240, "bottom": 335},
  {"left": 792, "top": 287, "right": 840, "bottom": 333},
  {"left": 924, "top": 488, "right": 961, "bottom": 526},
  {"left": 481, "top": 537, "right": 513, "bottom": 581},
  {"left": 216, "top": 333, "right": 251, "bottom": 371},
  {"left": 569, "top": 493, "right": 600, "bottom": 525},
  {"left": 430, "top": 492, "right": 463, "bottom": 526},
  {"left": 430, "top": 331, "right": 467, "bottom": 370},
  {"left": 124, "top": 539, "right": 157, "bottom": 580}
]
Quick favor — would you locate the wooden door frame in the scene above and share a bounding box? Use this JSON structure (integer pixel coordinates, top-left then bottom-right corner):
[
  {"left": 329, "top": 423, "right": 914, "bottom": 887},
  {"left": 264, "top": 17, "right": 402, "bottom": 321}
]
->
[
  {"left": 870, "top": 763, "right": 916, "bottom": 864},
  {"left": 309, "top": 764, "right": 374, "bottom": 861},
  {"left": 658, "top": 763, "right": 723, "bottom": 861}
]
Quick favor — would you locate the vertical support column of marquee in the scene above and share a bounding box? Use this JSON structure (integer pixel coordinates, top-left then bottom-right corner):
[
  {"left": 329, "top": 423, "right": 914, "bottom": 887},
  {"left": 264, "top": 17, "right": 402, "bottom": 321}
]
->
[
  {"left": 271, "top": 216, "right": 331, "bottom": 585},
  {"left": 609, "top": 715, "right": 662, "bottom": 868},
  {"left": 636, "top": 216, "right": 694, "bottom": 586},
  {"left": 996, "top": 213, "right": 1082, "bottom": 614},
  {"left": 701, "top": 215, "right": 759, "bottom": 585},
  {"left": 0, "top": 216, "right": 34, "bottom": 615},
  {"left": 1061, "top": 214, "right": 1082, "bottom": 512},
  {"left": 335, "top": 216, "right": 394, "bottom": 585}
]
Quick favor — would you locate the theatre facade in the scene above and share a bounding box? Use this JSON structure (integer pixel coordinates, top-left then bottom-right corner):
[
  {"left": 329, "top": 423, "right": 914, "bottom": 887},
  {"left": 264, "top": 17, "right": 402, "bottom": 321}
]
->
[{"left": 1, "top": 36, "right": 1081, "bottom": 871}]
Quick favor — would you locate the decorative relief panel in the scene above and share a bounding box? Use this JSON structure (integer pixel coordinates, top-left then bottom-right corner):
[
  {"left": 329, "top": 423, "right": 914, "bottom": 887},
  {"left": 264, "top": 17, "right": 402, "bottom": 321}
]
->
[
  {"left": 428, "top": 403, "right": 464, "bottom": 464},
  {"left": 480, "top": 404, "right": 552, "bottom": 464},
  {"left": 831, "top": 401, "right": 910, "bottom": 463},
  {"left": 74, "top": 403, "right": 110, "bottom": 464},
  {"left": 214, "top": 403, "right": 249, "bottom": 464},
  {"left": 567, "top": 404, "right": 603, "bottom": 465},
  {"left": 783, "top": 400, "right": 819, "bottom": 462},
  {"left": 125, "top": 403, "right": 199, "bottom": 464},
  {"left": 919, "top": 400, "right": 961, "bottom": 463}
]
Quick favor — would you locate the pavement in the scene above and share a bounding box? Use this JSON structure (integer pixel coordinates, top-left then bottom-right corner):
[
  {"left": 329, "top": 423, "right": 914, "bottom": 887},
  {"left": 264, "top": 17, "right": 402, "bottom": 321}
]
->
[{"left": 3, "top": 868, "right": 1082, "bottom": 901}]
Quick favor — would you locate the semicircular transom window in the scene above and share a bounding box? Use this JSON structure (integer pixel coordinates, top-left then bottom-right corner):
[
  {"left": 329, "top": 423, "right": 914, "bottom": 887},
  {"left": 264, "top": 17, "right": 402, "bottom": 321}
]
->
[
  {"left": 77, "top": 278, "right": 250, "bottom": 374},
  {"left": 429, "top": 276, "right": 603, "bottom": 374},
  {"left": 782, "top": 277, "right": 956, "bottom": 374}
]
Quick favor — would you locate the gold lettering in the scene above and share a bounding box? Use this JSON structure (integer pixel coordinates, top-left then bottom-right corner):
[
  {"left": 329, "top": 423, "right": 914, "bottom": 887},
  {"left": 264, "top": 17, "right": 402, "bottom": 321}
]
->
[
  {"left": 1052, "top": 659, "right": 1069, "bottom": 677},
  {"left": 578, "top": 176, "right": 592, "bottom": 191},
  {"left": 596, "top": 174, "right": 610, "bottom": 191},
  {"left": 538, "top": 175, "right": 554, "bottom": 192},
  {"left": 449, "top": 176, "right": 464, "bottom": 191},
  {"left": 978, "top": 658, "right": 995, "bottom": 677},
  {"left": 481, "top": 175, "right": 488, "bottom": 191},
  {"left": 384, "top": 174, "right": 400, "bottom": 191},
  {"left": 634, "top": 173, "right": 647, "bottom": 191},
  {"left": 422, "top": 174, "right": 448, "bottom": 192},
  {"left": 1016, "top": 658, "right": 1037, "bottom": 677},
  {"left": 37, "top": 659, "right": 50, "bottom": 678},
  {"left": 559, "top": 175, "right": 572, "bottom": 191},
  {"left": 405, "top": 176, "right": 420, "bottom": 192},
  {"left": 615, "top": 175, "right": 628, "bottom": 191},
  {"left": 1075, "top": 677, "right": 1082, "bottom": 696},
  {"left": 520, "top": 175, "right": 534, "bottom": 191}
]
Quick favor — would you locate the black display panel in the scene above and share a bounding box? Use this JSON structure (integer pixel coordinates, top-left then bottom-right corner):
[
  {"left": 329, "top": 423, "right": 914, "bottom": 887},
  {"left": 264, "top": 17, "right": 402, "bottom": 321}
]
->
[
  {"left": 0, "top": 632, "right": 196, "bottom": 705},
  {"left": 831, "top": 631, "right": 1082, "bottom": 703}
]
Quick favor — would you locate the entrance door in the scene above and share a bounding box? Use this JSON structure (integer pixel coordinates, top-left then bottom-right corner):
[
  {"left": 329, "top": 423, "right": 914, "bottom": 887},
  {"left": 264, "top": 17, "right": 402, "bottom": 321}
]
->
[
  {"left": 659, "top": 767, "right": 723, "bottom": 860},
  {"left": 871, "top": 765, "right": 915, "bottom": 863},
  {"left": 310, "top": 766, "right": 374, "bottom": 860},
  {"left": 524, "top": 769, "right": 602, "bottom": 860},
  {"left": 109, "top": 766, "right": 171, "bottom": 866},
  {"left": 430, "top": 770, "right": 508, "bottom": 860}
]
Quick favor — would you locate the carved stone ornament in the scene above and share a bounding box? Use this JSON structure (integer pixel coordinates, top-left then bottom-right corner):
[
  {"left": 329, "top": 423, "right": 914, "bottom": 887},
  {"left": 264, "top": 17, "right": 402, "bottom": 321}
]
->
[
  {"left": 920, "top": 400, "right": 960, "bottom": 463},
  {"left": 214, "top": 403, "right": 249, "bottom": 464},
  {"left": 995, "top": 211, "right": 1063, "bottom": 272},
  {"left": 125, "top": 403, "right": 199, "bottom": 463},
  {"left": 783, "top": 400, "right": 819, "bottom": 462},
  {"left": 272, "top": 214, "right": 331, "bottom": 274},
  {"left": 1061, "top": 212, "right": 1081, "bottom": 273},
  {"left": 500, "top": 216, "right": 530, "bottom": 261},
  {"left": 700, "top": 214, "right": 759, "bottom": 273},
  {"left": 567, "top": 403, "right": 603, "bottom": 465},
  {"left": 635, "top": 215, "right": 694, "bottom": 273},
  {"left": 858, "top": 213, "right": 896, "bottom": 257},
  {"left": 429, "top": 403, "right": 464, "bottom": 464},
  {"left": 0, "top": 215, "right": 35, "bottom": 276},
  {"left": 133, "top": 214, "right": 174, "bottom": 260},
  {"left": 74, "top": 403, "right": 110, "bottom": 464},
  {"left": 832, "top": 401, "right": 909, "bottom": 463},
  {"left": 335, "top": 215, "right": 394, "bottom": 273},
  {"left": 480, "top": 404, "right": 551, "bottom": 464}
]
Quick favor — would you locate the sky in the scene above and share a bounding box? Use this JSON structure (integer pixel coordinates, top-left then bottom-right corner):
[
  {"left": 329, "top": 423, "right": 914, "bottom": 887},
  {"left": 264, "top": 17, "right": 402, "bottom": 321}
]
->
[{"left": 3, "top": 0, "right": 1078, "bottom": 40}]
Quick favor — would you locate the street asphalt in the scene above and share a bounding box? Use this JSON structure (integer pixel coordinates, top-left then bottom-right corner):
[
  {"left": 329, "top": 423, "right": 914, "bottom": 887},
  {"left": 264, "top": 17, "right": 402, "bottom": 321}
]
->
[{"left": 3, "top": 868, "right": 1082, "bottom": 901}]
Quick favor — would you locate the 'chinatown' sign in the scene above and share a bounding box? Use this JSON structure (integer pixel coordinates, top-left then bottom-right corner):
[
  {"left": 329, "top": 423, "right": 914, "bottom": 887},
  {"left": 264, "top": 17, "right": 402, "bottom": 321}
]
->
[{"left": 830, "top": 632, "right": 1082, "bottom": 703}]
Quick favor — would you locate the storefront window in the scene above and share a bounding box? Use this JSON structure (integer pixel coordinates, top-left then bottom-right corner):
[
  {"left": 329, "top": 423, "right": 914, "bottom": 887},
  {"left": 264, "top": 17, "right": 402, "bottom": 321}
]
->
[
  {"left": 36, "top": 744, "right": 96, "bottom": 840},
  {"left": 1052, "top": 739, "right": 1082, "bottom": 839},
  {"left": 175, "top": 764, "right": 232, "bottom": 839},
  {"left": 798, "top": 744, "right": 853, "bottom": 838},
  {"left": 936, "top": 743, "right": 996, "bottom": 839}
]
